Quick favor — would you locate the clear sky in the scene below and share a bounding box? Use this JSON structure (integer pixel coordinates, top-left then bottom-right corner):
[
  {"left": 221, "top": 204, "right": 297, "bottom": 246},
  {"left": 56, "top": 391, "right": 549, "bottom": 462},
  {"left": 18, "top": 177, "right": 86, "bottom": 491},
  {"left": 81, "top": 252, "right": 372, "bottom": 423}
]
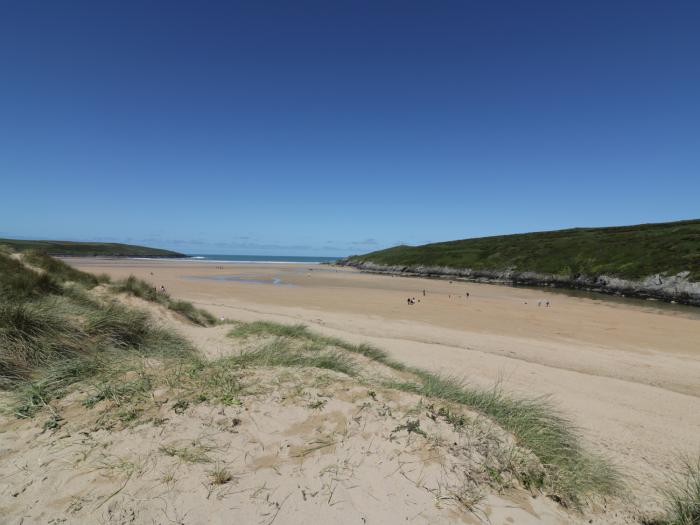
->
[{"left": 1, "top": 1, "right": 698, "bottom": 255}]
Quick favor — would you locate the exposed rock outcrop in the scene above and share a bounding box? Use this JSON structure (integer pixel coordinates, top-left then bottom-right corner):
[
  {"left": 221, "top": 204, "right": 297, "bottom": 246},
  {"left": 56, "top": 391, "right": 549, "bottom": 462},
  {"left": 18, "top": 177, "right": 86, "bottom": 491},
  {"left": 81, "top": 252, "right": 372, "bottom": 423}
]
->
[{"left": 338, "top": 260, "right": 700, "bottom": 306}]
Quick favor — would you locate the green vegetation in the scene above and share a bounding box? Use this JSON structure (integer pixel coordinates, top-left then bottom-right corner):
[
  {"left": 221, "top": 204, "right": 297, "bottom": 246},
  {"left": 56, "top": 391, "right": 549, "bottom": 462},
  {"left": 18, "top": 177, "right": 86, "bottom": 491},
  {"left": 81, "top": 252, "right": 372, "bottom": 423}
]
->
[
  {"left": 650, "top": 457, "right": 700, "bottom": 525},
  {"left": 0, "top": 252, "right": 62, "bottom": 300},
  {"left": 224, "top": 338, "right": 358, "bottom": 377},
  {"left": 112, "top": 275, "right": 218, "bottom": 326},
  {"left": 346, "top": 219, "right": 700, "bottom": 281},
  {"left": 0, "top": 250, "right": 191, "bottom": 411},
  {"left": 228, "top": 319, "right": 619, "bottom": 507},
  {"left": 0, "top": 238, "right": 185, "bottom": 258},
  {"left": 209, "top": 464, "right": 233, "bottom": 485},
  {"left": 229, "top": 321, "right": 405, "bottom": 367},
  {"left": 23, "top": 250, "right": 111, "bottom": 287},
  {"left": 387, "top": 373, "right": 618, "bottom": 505}
]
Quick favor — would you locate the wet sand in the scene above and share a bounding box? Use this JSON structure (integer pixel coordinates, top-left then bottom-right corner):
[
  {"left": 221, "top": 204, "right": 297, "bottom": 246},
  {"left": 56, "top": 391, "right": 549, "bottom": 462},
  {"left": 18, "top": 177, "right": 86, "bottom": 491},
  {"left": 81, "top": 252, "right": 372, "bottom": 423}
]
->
[{"left": 68, "top": 258, "right": 700, "bottom": 505}]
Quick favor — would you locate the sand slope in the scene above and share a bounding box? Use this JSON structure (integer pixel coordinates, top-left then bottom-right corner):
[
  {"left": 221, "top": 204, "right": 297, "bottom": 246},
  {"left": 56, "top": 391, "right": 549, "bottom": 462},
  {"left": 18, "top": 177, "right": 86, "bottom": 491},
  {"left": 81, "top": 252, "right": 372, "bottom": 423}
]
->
[
  {"left": 1, "top": 290, "right": 602, "bottom": 524},
  {"left": 59, "top": 258, "right": 700, "bottom": 518}
]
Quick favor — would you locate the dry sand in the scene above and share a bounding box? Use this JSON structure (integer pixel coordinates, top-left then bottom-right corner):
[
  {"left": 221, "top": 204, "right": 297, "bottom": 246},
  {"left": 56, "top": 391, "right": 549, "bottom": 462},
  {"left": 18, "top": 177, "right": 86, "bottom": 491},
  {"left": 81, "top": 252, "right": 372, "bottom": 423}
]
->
[
  {"left": 2, "top": 287, "right": 592, "bottom": 525},
  {"left": 64, "top": 259, "right": 700, "bottom": 512},
  {"left": 1, "top": 362, "right": 586, "bottom": 525}
]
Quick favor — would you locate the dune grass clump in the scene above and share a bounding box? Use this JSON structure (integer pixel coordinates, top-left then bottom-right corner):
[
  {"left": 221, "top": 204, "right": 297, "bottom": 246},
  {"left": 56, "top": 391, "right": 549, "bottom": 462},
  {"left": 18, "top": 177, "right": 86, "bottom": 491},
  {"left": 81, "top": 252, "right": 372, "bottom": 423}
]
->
[
  {"left": 169, "top": 300, "right": 218, "bottom": 326},
  {"left": 389, "top": 372, "right": 619, "bottom": 506},
  {"left": 159, "top": 337, "right": 359, "bottom": 408},
  {"left": 23, "top": 250, "right": 109, "bottom": 288},
  {"left": 0, "top": 299, "right": 87, "bottom": 387},
  {"left": 6, "top": 301, "right": 191, "bottom": 417},
  {"left": 0, "top": 252, "right": 193, "bottom": 417},
  {"left": 229, "top": 320, "right": 406, "bottom": 369},
  {"left": 81, "top": 302, "right": 187, "bottom": 354},
  {"left": 85, "top": 303, "right": 154, "bottom": 348},
  {"left": 215, "top": 337, "right": 359, "bottom": 378},
  {"left": 210, "top": 464, "right": 233, "bottom": 485},
  {"left": 112, "top": 275, "right": 170, "bottom": 305},
  {"left": 0, "top": 252, "right": 62, "bottom": 300},
  {"left": 229, "top": 321, "right": 310, "bottom": 339},
  {"left": 112, "top": 275, "right": 218, "bottom": 326},
  {"left": 649, "top": 457, "right": 700, "bottom": 525},
  {"left": 83, "top": 373, "right": 154, "bottom": 409},
  {"left": 232, "top": 339, "right": 358, "bottom": 376}
]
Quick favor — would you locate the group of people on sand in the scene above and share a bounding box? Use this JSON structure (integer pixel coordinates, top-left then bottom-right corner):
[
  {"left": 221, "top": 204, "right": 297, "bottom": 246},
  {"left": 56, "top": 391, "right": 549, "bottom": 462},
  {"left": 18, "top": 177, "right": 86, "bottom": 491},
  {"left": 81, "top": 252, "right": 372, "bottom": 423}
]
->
[
  {"left": 405, "top": 285, "right": 553, "bottom": 309},
  {"left": 408, "top": 288, "right": 472, "bottom": 305}
]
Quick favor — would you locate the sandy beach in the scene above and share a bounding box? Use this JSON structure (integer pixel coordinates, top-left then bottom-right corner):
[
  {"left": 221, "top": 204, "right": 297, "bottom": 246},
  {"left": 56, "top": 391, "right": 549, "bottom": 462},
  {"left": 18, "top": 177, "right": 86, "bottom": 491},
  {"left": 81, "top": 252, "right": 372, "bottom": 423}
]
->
[{"left": 65, "top": 258, "right": 700, "bottom": 506}]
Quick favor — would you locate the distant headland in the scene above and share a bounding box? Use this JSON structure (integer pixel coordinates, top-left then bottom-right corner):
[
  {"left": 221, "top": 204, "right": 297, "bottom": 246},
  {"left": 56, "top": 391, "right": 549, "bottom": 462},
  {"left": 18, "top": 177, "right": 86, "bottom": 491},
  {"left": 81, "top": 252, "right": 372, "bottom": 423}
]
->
[{"left": 0, "top": 238, "right": 186, "bottom": 258}]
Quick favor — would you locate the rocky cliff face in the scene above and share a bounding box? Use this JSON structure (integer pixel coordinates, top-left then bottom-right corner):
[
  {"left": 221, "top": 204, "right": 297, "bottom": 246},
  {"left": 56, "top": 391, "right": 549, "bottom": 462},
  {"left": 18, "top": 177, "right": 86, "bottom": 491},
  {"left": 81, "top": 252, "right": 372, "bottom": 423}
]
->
[{"left": 338, "top": 260, "right": 700, "bottom": 306}]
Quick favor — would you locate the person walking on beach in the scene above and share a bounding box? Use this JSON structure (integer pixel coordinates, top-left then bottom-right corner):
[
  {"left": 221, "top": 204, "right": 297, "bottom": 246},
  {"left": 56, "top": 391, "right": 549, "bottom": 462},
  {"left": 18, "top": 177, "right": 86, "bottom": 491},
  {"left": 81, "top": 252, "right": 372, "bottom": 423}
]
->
[{"left": 423, "top": 289, "right": 426, "bottom": 296}]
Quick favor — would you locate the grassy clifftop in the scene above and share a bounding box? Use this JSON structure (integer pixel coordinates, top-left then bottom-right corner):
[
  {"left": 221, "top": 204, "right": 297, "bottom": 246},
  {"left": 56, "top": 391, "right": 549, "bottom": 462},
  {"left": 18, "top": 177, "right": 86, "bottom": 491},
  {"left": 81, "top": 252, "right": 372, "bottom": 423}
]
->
[
  {"left": 0, "top": 239, "right": 185, "bottom": 258},
  {"left": 346, "top": 219, "right": 700, "bottom": 281}
]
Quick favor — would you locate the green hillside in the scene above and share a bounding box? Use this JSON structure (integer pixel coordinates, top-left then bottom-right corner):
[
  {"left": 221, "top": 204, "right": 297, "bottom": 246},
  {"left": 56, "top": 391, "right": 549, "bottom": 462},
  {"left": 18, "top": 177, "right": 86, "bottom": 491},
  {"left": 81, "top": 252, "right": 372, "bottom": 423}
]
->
[
  {"left": 0, "top": 239, "right": 185, "bottom": 258},
  {"left": 347, "top": 219, "right": 700, "bottom": 281}
]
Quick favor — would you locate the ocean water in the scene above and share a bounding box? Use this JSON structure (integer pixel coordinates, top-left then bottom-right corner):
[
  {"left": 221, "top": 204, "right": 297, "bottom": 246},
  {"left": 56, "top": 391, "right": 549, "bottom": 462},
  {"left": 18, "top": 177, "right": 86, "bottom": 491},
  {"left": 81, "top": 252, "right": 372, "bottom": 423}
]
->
[{"left": 184, "top": 254, "right": 340, "bottom": 264}]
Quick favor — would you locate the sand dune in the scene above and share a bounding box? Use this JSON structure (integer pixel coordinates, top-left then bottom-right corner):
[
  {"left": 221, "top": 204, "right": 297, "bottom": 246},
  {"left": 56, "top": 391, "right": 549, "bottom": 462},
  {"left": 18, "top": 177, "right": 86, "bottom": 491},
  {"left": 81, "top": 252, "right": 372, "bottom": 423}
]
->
[{"left": 65, "top": 258, "right": 700, "bottom": 516}]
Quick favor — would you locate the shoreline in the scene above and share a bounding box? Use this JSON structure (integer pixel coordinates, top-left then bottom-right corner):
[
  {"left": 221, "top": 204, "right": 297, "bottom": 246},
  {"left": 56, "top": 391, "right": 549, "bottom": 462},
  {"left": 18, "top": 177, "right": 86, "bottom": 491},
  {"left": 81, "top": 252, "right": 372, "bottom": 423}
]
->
[
  {"left": 55, "top": 254, "right": 337, "bottom": 263},
  {"left": 337, "top": 260, "right": 700, "bottom": 307},
  {"left": 54, "top": 254, "right": 186, "bottom": 259}
]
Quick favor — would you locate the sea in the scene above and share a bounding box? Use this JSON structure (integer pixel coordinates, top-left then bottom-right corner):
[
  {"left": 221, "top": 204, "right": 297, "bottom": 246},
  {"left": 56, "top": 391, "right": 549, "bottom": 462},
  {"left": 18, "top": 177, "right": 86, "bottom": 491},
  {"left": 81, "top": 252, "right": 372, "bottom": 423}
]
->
[{"left": 183, "top": 254, "right": 340, "bottom": 264}]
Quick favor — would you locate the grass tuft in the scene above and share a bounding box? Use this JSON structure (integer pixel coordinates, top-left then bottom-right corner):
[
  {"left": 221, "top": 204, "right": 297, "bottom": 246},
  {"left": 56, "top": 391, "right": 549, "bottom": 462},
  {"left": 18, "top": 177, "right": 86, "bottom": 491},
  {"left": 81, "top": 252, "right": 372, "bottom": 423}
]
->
[
  {"left": 169, "top": 300, "right": 218, "bottom": 326},
  {"left": 210, "top": 464, "right": 233, "bottom": 485},
  {"left": 227, "top": 338, "right": 358, "bottom": 377},
  {"left": 229, "top": 321, "right": 310, "bottom": 339},
  {"left": 0, "top": 300, "right": 87, "bottom": 385},
  {"left": 228, "top": 320, "right": 406, "bottom": 369},
  {"left": 651, "top": 457, "right": 700, "bottom": 525},
  {"left": 0, "top": 252, "right": 62, "bottom": 300},
  {"left": 23, "top": 250, "right": 107, "bottom": 288},
  {"left": 112, "top": 275, "right": 218, "bottom": 326},
  {"left": 84, "top": 303, "right": 154, "bottom": 348},
  {"left": 391, "top": 372, "right": 619, "bottom": 506}
]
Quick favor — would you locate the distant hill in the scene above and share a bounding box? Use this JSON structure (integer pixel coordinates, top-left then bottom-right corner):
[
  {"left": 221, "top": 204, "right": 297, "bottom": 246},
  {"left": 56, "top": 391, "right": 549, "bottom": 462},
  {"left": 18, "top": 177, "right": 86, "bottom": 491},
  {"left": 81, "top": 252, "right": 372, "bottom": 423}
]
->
[
  {"left": 342, "top": 219, "right": 700, "bottom": 305},
  {"left": 0, "top": 239, "right": 186, "bottom": 258}
]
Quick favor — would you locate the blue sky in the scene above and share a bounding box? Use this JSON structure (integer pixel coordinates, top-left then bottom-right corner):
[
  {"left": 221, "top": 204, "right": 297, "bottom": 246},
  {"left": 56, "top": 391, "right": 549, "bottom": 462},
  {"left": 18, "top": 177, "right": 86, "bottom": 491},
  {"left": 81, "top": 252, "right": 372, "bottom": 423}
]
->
[{"left": 1, "top": 1, "right": 698, "bottom": 255}]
